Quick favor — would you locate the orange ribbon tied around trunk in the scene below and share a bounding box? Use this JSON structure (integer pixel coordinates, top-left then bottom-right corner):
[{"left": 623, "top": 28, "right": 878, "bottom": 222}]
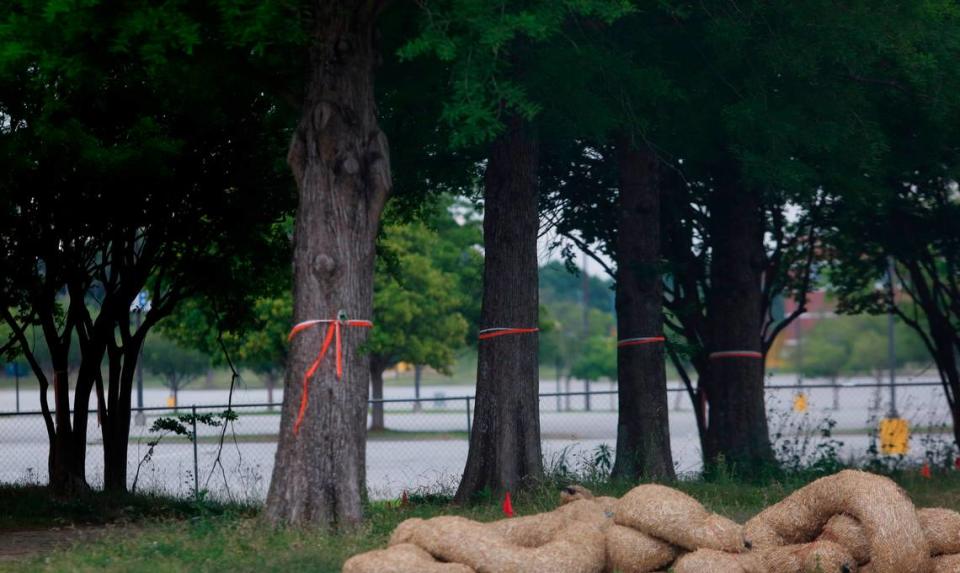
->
[
  {"left": 709, "top": 350, "right": 763, "bottom": 360},
  {"left": 289, "top": 312, "right": 373, "bottom": 435},
  {"left": 478, "top": 327, "right": 539, "bottom": 340},
  {"left": 617, "top": 336, "right": 665, "bottom": 348}
]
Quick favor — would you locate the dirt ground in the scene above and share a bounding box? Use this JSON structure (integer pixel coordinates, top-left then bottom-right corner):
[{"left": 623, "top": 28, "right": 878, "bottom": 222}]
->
[{"left": 0, "top": 526, "right": 113, "bottom": 562}]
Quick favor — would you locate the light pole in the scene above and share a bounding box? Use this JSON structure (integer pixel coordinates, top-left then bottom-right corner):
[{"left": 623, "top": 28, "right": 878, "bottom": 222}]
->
[
  {"left": 134, "top": 291, "right": 147, "bottom": 426},
  {"left": 887, "top": 256, "right": 898, "bottom": 418}
]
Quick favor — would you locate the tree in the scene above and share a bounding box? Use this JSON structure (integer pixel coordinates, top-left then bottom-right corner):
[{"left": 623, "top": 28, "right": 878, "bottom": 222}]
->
[
  {"left": 0, "top": 0, "right": 292, "bottom": 494},
  {"left": 570, "top": 335, "right": 617, "bottom": 382},
  {"left": 824, "top": 1, "right": 960, "bottom": 447},
  {"left": 141, "top": 335, "right": 210, "bottom": 407},
  {"left": 548, "top": 1, "right": 943, "bottom": 475},
  {"left": 367, "top": 217, "right": 476, "bottom": 430},
  {"left": 232, "top": 298, "right": 292, "bottom": 408},
  {"left": 263, "top": 0, "right": 393, "bottom": 527},
  {"left": 404, "top": 0, "right": 632, "bottom": 501}
]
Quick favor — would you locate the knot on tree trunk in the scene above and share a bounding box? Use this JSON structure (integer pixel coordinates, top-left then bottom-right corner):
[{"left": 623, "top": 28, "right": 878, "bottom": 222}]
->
[{"left": 312, "top": 253, "right": 338, "bottom": 279}]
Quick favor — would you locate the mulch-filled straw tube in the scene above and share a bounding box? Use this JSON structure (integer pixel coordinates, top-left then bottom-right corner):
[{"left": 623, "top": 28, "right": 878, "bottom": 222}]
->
[
  {"left": 605, "top": 524, "right": 679, "bottom": 573},
  {"left": 342, "top": 543, "right": 476, "bottom": 573},
  {"left": 744, "top": 470, "right": 931, "bottom": 573},
  {"left": 613, "top": 484, "right": 746, "bottom": 552},
  {"left": 820, "top": 507, "right": 960, "bottom": 562},
  {"left": 819, "top": 514, "right": 871, "bottom": 564},
  {"left": 390, "top": 516, "right": 607, "bottom": 573},
  {"left": 671, "top": 548, "right": 764, "bottom": 573}
]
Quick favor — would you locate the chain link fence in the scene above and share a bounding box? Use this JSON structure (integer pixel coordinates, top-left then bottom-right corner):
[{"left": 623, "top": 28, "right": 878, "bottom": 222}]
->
[{"left": 0, "top": 380, "right": 953, "bottom": 503}]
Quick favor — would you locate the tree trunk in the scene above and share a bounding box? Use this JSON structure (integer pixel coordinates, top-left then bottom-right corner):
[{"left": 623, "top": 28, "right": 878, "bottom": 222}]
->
[
  {"left": 369, "top": 358, "right": 386, "bottom": 432},
  {"left": 103, "top": 346, "right": 139, "bottom": 492},
  {"left": 703, "top": 178, "right": 774, "bottom": 473},
  {"left": 48, "top": 363, "right": 88, "bottom": 495},
  {"left": 413, "top": 364, "right": 423, "bottom": 412},
  {"left": 928, "top": 322, "right": 960, "bottom": 450},
  {"left": 555, "top": 356, "right": 562, "bottom": 411},
  {"left": 611, "top": 139, "right": 675, "bottom": 481},
  {"left": 265, "top": 1, "right": 390, "bottom": 527},
  {"left": 455, "top": 117, "right": 542, "bottom": 502},
  {"left": 265, "top": 372, "right": 276, "bottom": 411}
]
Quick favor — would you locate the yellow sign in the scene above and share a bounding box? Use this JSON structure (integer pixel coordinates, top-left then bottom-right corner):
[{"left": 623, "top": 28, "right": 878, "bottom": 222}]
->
[
  {"left": 166, "top": 395, "right": 177, "bottom": 408},
  {"left": 880, "top": 418, "right": 910, "bottom": 455},
  {"left": 793, "top": 393, "right": 808, "bottom": 413}
]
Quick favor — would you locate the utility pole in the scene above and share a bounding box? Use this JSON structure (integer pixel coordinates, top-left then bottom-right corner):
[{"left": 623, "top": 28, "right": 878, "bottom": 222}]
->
[
  {"left": 795, "top": 318, "right": 804, "bottom": 386},
  {"left": 134, "top": 291, "right": 147, "bottom": 426},
  {"left": 887, "top": 256, "right": 898, "bottom": 418},
  {"left": 582, "top": 251, "right": 591, "bottom": 412}
]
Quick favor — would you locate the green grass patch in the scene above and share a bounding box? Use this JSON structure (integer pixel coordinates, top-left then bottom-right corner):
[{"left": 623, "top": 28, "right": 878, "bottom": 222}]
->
[
  {"left": 8, "top": 471, "right": 960, "bottom": 572},
  {"left": 0, "top": 484, "right": 254, "bottom": 531}
]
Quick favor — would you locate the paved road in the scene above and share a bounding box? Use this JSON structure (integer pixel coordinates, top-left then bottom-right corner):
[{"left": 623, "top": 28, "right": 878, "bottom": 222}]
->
[{"left": 0, "top": 376, "right": 952, "bottom": 500}]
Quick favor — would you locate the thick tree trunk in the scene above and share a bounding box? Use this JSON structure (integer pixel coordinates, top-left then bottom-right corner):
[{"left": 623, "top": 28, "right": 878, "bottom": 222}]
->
[
  {"left": 48, "top": 364, "right": 88, "bottom": 495},
  {"left": 611, "top": 139, "right": 675, "bottom": 481},
  {"left": 369, "top": 358, "right": 386, "bottom": 432},
  {"left": 703, "top": 179, "right": 774, "bottom": 473},
  {"left": 265, "top": 1, "right": 390, "bottom": 527},
  {"left": 927, "top": 323, "right": 960, "bottom": 449},
  {"left": 102, "top": 415, "right": 131, "bottom": 492},
  {"left": 455, "top": 117, "right": 542, "bottom": 502}
]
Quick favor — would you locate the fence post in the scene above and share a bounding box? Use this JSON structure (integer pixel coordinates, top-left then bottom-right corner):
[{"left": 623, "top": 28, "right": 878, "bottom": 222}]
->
[
  {"left": 465, "top": 397, "right": 472, "bottom": 438},
  {"left": 191, "top": 405, "right": 199, "bottom": 501}
]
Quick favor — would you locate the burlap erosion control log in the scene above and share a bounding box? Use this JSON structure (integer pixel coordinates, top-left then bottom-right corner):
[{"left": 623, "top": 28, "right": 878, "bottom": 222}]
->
[
  {"left": 933, "top": 554, "right": 960, "bottom": 573},
  {"left": 613, "top": 483, "right": 746, "bottom": 552},
  {"left": 604, "top": 524, "right": 679, "bottom": 573},
  {"left": 390, "top": 516, "right": 607, "bottom": 573},
  {"left": 342, "top": 543, "right": 476, "bottom": 573},
  {"left": 819, "top": 514, "right": 871, "bottom": 565},
  {"left": 744, "top": 470, "right": 931, "bottom": 573},
  {"left": 345, "top": 471, "right": 960, "bottom": 572},
  {"left": 820, "top": 507, "right": 960, "bottom": 566}
]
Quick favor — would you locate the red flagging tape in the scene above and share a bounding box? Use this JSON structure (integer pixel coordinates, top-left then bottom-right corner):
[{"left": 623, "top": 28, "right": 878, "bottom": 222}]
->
[
  {"left": 617, "top": 336, "right": 665, "bottom": 348},
  {"left": 709, "top": 350, "right": 763, "bottom": 360},
  {"left": 478, "top": 327, "right": 539, "bottom": 340},
  {"left": 288, "top": 318, "right": 373, "bottom": 435}
]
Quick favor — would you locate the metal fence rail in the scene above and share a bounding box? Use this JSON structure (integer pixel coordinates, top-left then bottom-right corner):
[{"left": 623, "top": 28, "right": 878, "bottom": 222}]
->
[{"left": 0, "top": 381, "right": 953, "bottom": 502}]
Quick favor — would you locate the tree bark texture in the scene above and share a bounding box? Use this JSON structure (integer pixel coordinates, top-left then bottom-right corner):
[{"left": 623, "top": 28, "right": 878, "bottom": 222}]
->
[
  {"left": 703, "top": 179, "right": 774, "bottom": 472},
  {"left": 102, "top": 343, "right": 141, "bottom": 492},
  {"left": 265, "top": 1, "right": 391, "bottom": 527},
  {"left": 611, "top": 139, "right": 676, "bottom": 481},
  {"left": 455, "top": 117, "right": 542, "bottom": 502},
  {"left": 48, "top": 368, "right": 88, "bottom": 495}
]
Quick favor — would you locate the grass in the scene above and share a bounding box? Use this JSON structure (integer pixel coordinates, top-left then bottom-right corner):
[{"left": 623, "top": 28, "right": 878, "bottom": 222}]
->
[
  {"left": 6, "top": 470, "right": 960, "bottom": 572},
  {"left": 0, "top": 484, "right": 256, "bottom": 531}
]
